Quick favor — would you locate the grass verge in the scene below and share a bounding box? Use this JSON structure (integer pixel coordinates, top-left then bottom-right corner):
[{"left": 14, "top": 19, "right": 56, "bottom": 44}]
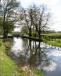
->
[
  {"left": 45, "top": 39, "right": 61, "bottom": 47},
  {"left": 0, "top": 40, "right": 20, "bottom": 76}
]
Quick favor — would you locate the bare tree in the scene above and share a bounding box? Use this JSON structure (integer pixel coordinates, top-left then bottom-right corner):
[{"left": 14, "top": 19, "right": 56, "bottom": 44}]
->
[
  {"left": 22, "top": 5, "right": 50, "bottom": 38},
  {"left": 20, "top": 4, "right": 50, "bottom": 65}
]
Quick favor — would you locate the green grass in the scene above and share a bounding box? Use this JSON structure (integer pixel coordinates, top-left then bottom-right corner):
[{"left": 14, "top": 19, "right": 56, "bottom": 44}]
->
[
  {"left": 44, "top": 39, "right": 61, "bottom": 47},
  {"left": 42, "top": 33, "right": 61, "bottom": 36},
  {"left": 42, "top": 33, "right": 61, "bottom": 47},
  {"left": 47, "top": 41, "right": 61, "bottom": 47},
  {"left": 0, "top": 40, "right": 21, "bottom": 76}
]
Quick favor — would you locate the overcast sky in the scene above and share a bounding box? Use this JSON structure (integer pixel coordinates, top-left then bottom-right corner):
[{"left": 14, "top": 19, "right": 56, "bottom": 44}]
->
[{"left": 17, "top": 0, "right": 61, "bottom": 31}]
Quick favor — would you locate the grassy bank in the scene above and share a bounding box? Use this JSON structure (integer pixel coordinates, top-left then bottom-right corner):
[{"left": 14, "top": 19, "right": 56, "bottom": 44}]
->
[
  {"left": 0, "top": 40, "right": 20, "bottom": 76},
  {"left": 43, "top": 37, "right": 61, "bottom": 47},
  {"left": 43, "top": 33, "right": 61, "bottom": 47},
  {"left": 45, "top": 39, "right": 61, "bottom": 47},
  {"left": 0, "top": 39, "right": 44, "bottom": 76}
]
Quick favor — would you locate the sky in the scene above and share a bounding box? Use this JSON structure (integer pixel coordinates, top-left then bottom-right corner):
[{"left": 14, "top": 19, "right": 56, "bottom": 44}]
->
[{"left": 17, "top": 0, "right": 61, "bottom": 31}]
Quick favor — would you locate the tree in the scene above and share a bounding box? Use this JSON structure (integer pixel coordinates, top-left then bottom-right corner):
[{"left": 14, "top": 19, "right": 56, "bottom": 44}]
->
[
  {"left": 21, "top": 25, "right": 29, "bottom": 35},
  {"left": 21, "top": 5, "right": 50, "bottom": 38},
  {"left": 0, "top": 17, "right": 3, "bottom": 34},
  {"left": 21, "top": 4, "right": 50, "bottom": 65},
  {"left": 0, "top": 0, "right": 19, "bottom": 38}
]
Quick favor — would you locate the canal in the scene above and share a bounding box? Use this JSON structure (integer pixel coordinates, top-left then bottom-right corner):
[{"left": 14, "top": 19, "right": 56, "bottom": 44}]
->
[{"left": 10, "top": 22, "right": 61, "bottom": 76}]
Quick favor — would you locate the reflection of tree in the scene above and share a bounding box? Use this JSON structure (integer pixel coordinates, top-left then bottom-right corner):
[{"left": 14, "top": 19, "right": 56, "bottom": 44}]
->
[
  {"left": 28, "top": 42, "right": 47, "bottom": 66},
  {"left": 21, "top": 39, "right": 47, "bottom": 66},
  {"left": 20, "top": 4, "right": 50, "bottom": 66},
  {"left": 6, "top": 4, "right": 50, "bottom": 66}
]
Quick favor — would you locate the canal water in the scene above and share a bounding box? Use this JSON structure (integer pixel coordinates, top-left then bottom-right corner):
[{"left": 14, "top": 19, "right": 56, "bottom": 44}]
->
[
  {"left": 11, "top": 22, "right": 61, "bottom": 76},
  {"left": 43, "top": 46, "right": 61, "bottom": 76},
  {"left": 11, "top": 38, "right": 61, "bottom": 76}
]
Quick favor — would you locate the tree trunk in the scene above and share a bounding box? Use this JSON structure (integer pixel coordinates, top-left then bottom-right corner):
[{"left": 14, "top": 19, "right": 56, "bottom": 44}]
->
[{"left": 3, "top": 11, "right": 8, "bottom": 40}]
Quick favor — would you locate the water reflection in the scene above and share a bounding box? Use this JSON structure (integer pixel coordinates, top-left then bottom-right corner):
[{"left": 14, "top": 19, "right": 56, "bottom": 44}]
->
[
  {"left": 11, "top": 37, "right": 24, "bottom": 57},
  {"left": 10, "top": 37, "right": 61, "bottom": 76},
  {"left": 42, "top": 46, "right": 61, "bottom": 76},
  {"left": 10, "top": 38, "right": 47, "bottom": 66}
]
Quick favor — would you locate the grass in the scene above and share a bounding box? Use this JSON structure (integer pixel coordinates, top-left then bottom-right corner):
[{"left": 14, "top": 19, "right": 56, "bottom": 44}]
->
[
  {"left": 42, "top": 33, "right": 61, "bottom": 36},
  {"left": 43, "top": 38, "right": 61, "bottom": 47},
  {"left": 46, "top": 40, "right": 61, "bottom": 47},
  {"left": 42, "top": 33, "right": 61, "bottom": 47},
  {"left": 0, "top": 40, "right": 20, "bottom": 76}
]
